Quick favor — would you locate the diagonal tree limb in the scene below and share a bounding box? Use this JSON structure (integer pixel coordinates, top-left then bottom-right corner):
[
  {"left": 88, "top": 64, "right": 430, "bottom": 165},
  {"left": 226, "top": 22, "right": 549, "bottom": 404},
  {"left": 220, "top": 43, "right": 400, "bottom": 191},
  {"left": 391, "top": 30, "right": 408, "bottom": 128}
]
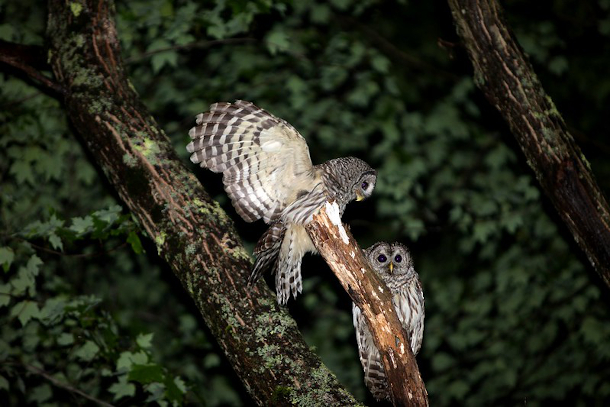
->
[
  {"left": 447, "top": 0, "right": 610, "bottom": 286},
  {"left": 306, "top": 203, "right": 429, "bottom": 407},
  {"left": 43, "top": 0, "right": 361, "bottom": 405}
]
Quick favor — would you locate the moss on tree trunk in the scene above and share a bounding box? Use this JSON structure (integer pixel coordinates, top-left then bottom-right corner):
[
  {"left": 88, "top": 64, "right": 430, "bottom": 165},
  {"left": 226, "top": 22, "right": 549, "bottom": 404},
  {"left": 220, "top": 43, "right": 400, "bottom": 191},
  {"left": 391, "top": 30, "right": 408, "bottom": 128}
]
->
[{"left": 45, "top": 0, "right": 362, "bottom": 404}]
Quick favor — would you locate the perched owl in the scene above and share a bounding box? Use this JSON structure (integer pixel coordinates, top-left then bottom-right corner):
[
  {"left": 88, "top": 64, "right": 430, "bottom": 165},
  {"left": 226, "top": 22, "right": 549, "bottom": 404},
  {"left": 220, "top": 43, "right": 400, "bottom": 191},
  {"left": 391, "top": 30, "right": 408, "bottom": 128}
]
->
[
  {"left": 187, "top": 100, "right": 377, "bottom": 304},
  {"left": 352, "top": 241, "right": 425, "bottom": 401}
]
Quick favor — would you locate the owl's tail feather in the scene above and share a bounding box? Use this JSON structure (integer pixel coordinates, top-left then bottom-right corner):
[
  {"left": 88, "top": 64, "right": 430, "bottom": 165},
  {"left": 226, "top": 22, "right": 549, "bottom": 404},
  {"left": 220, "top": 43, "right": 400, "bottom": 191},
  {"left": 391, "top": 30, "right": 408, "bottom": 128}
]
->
[
  {"left": 248, "top": 223, "right": 285, "bottom": 287},
  {"left": 353, "top": 304, "right": 391, "bottom": 401},
  {"left": 274, "top": 225, "right": 305, "bottom": 305}
]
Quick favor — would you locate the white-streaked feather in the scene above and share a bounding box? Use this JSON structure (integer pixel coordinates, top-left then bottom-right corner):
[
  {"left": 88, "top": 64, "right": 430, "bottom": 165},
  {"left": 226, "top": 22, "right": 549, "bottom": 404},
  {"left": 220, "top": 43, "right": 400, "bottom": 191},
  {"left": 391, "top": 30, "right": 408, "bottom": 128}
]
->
[{"left": 188, "top": 100, "right": 316, "bottom": 224}]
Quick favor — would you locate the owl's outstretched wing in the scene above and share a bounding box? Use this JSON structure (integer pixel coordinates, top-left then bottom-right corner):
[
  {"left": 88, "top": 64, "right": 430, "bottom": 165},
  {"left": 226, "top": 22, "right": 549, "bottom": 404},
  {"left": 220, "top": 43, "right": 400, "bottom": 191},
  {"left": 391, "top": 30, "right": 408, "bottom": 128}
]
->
[{"left": 187, "top": 100, "right": 315, "bottom": 223}]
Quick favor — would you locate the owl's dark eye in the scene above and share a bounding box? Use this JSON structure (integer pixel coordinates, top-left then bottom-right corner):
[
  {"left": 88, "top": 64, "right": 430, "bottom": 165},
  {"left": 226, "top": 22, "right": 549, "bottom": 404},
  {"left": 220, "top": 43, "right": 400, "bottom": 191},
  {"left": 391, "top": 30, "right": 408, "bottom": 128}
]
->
[
  {"left": 394, "top": 254, "right": 402, "bottom": 263},
  {"left": 361, "top": 181, "right": 369, "bottom": 190},
  {"left": 377, "top": 254, "right": 387, "bottom": 263}
]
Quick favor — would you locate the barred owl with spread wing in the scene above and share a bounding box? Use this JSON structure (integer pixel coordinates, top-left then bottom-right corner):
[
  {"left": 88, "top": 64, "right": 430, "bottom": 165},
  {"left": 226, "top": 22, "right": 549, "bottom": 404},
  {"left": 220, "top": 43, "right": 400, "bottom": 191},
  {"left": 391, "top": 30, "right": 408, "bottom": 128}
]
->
[
  {"left": 352, "top": 242, "right": 425, "bottom": 401},
  {"left": 187, "top": 100, "right": 377, "bottom": 304}
]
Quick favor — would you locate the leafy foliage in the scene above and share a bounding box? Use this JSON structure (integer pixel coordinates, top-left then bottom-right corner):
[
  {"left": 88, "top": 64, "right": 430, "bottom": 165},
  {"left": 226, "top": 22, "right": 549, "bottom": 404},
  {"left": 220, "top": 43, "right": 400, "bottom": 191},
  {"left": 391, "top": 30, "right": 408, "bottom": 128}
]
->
[{"left": 2, "top": 0, "right": 610, "bottom": 405}]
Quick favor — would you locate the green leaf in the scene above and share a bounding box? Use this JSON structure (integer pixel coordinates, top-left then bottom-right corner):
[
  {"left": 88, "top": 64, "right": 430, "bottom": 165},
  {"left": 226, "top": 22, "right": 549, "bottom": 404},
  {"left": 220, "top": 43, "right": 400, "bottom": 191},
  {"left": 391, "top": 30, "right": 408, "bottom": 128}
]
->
[
  {"left": 57, "top": 333, "right": 74, "bottom": 346},
  {"left": 28, "top": 383, "right": 52, "bottom": 404},
  {"left": 128, "top": 364, "right": 164, "bottom": 384},
  {"left": 151, "top": 50, "right": 178, "bottom": 74},
  {"left": 10, "top": 300, "right": 40, "bottom": 326},
  {"left": 0, "top": 375, "right": 9, "bottom": 391},
  {"left": 117, "top": 351, "right": 149, "bottom": 372},
  {"left": 48, "top": 233, "right": 63, "bottom": 251},
  {"left": 127, "top": 231, "right": 143, "bottom": 254},
  {"left": 69, "top": 216, "right": 94, "bottom": 235},
  {"left": 136, "top": 332, "right": 154, "bottom": 349},
  {"left": 11, "top": 255, "right": 43, "bottom": 297},
  {"left": 10, "top": 160, "right": 34, "bottom": 185},
  {"left": 39, "top": 297, "right": 66, "bottom": 325},
  {"left": 93, "top": 205, "right": 122, "bottom": 224},
  {"left": 204, "top": 353, "right": 220, "bottom": 369},
  {"left": 109, "top": 375, "right": 136, "bottom": 401},
  {"left": 165, "top": 375, "right": 187, "bottom": 402},
  {"left": 265, "top": 30, "right": 290, "bottom": 55},
  {"left": 144, "top": 382, "right": 165, "bottom": 403},
  {"left": 0, "top": 284, "right": 11, "bottom": 308},
  {"left": 0, "top": 247, "right": 14, "bottom": 272},
  {"left": 26, "top": 255, "right": 43, "bottom": 275},
  {"left": 74, "top": 340, "right": 100, "bottom": 362},
  {"left": 147, "top": 39, "right": 178, "bottom": 74}
]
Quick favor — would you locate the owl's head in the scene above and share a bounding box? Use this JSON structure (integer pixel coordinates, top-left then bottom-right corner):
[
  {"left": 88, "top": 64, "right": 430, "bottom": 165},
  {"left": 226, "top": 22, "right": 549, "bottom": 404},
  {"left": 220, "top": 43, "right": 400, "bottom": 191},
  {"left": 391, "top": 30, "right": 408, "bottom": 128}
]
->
[
  {"left": 344, "top": 157, "right": 377, "bottom": 202},
  {"left": 354, "top": 171, "right": 377, "bottom": 202},
  {"left": 364, "top": 241, "right": 414, "bottom": 280}
]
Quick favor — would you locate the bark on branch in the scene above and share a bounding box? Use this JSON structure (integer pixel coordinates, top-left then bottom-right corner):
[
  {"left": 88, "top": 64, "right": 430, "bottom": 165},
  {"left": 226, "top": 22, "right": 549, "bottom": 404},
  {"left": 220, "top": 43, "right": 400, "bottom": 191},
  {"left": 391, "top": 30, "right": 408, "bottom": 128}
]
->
[
  {"left": 306, "top": 203, "right": 429, "bottom": 407},
  {"left": 44, "top": 0, "right": 360, "bottom": 405},
  {"left": 447, "top": 0, "right": 610, "bottom": 286}
]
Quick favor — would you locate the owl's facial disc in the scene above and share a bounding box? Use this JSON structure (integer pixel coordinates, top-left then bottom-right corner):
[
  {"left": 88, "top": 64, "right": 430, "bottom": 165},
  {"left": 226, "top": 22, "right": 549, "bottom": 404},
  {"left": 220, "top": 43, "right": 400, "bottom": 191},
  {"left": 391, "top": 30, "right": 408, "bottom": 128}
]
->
[{"left": 355, "top": 172, "right": 377, "bottom": 201}]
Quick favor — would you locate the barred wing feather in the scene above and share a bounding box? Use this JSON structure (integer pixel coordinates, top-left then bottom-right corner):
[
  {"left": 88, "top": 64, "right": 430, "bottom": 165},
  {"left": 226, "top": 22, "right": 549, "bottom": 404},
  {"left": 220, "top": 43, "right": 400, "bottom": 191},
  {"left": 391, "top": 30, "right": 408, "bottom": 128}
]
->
[{"left": 187, "top": 100, "right": 315, "bottom": 223}]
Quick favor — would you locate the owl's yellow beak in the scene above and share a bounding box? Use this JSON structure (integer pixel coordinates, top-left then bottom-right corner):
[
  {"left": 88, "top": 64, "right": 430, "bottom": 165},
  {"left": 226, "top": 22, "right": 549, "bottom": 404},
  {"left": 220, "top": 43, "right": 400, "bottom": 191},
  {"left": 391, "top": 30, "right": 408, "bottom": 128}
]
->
[
  {"left": 356, "top": 192, "right": 364, "bottom": 201},
  {"left": 389, "top": 262, "right": 394, "bottom": 273}
]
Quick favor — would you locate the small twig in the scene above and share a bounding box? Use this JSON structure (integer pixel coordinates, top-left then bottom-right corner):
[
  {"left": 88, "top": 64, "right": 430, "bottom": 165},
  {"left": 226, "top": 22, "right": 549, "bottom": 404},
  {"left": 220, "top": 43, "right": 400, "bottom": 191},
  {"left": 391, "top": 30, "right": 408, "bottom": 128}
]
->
[
  {"left": 24, "top": 363, "right": 115, "bottom": 407},
  {"left": 124, "top": 37, "right": 257, "bottom": 64},
  {"left": 0, "top": 40, "right": 66, "bottom": 95},
  {"left": 339, "top": 15, "right": 460, "bottom": 81},
  {"left": 22, "top": 239, "right": 130, "bottom": 258}
]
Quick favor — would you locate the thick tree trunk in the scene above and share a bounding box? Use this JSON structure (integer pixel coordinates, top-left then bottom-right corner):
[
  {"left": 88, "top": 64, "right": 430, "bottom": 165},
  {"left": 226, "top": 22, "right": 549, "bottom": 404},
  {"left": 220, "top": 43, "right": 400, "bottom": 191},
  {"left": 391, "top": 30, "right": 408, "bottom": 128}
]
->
[
  {"left": 306, "top": 203, "right": 428, "bottom": 406},
  {"left": 44, "top": 1, "right": 361, "bottom": 405},
  {"left": 447, "top": 0, "right": 610, "bottom": 287}
]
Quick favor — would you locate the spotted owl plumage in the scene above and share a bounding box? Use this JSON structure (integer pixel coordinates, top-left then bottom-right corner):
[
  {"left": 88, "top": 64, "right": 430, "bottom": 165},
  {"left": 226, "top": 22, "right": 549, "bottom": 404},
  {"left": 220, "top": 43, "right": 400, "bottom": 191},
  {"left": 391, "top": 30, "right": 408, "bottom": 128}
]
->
[
  {"left": 352, "top": 242, "right": 425, "bottom": 401},
  {"left": 187, "top": 100, "right": 377, "bottom": 304}
]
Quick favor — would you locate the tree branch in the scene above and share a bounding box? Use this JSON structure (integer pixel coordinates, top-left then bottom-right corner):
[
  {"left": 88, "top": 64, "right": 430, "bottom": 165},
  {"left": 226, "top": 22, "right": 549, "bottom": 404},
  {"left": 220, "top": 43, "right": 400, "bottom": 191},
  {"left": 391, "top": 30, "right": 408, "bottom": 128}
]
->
[
  {"left": 447, "top": 0, "right": 610, "bottom": 286},
  {"left": 24, "top": 363, "right": 115, "bottom": 407},
  {"left": 0, "top": 39, "right": 65, "bottom": 95},
  {"left": 306, "top": 202, "right": 429, "bottom": 407},
  {"left": 44, "top": 1, "right": 361, "bottom": 405}
]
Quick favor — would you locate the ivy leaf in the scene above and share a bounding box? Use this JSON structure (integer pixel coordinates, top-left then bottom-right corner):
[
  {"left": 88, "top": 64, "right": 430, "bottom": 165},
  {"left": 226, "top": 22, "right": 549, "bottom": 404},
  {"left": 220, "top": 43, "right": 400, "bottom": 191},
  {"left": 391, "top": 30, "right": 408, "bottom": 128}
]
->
[
  {"left": 39, "top": 297, "right": 66, "bottom": 325},
  {"left": 48, "top": 233, "right": 63, "bottom": 251},
  {"left": 0, "top": 247, "right": 14, "bottom": 272},
  {"left": 93, "top": 205, "right": 122, "bottom": 224},
  {"left": 10, "top": 300, "right": 40, "bottom": 326},
  {"left": 57, "top": 333, "right": 74, "bottom": 346},
  {"left": 0, "top": 375, "right": 8, "bottom": 391},
  {"left": 136, "top": 332, "right": 154, "bottom": 349},
  {"left": 117, "top": 351, "right": 149, "bottom": 372},
  {"left": 26, "top": 255, "right": 43, "bottom": 275},
  {"left": 0, "top": 284, "right": 11, "bottom": 308},
  {"left": 127, "top": 231, "right": 143, "bottom": 254},
  {"left": 147, "top": 39, "right": 177, "bottom": 74},
  {"left": 265, "top": 30, "right": 290, "bottom": 55},
  {"left": 69, "top": 216, "right": 94, "bottom": 235},
  {"left": 165, "top": 375, "right": 187, "bottom": 402},
  {"left": 128, "top": 364, "right": 164, "bottom": 384},
  {"left": 204, "top": 353, "right": 220, "bottom": 369},
  {"left": 74, "top": 340, "right": 100, "bottom": 362},
  {"left": 11, "top": 255, "right": 43, "bottom": 297},
  {"left": 10, "top": 160, "right": 34, "bottom": 185},
  {"left": 145, "top": 382, "right": 166, "bottom": 403},
  {"left": 27, "top": 384, "right": 52, "bottom": 404},
  {"left": 109, "top": 375, "right": 136, "bottom": 401}
]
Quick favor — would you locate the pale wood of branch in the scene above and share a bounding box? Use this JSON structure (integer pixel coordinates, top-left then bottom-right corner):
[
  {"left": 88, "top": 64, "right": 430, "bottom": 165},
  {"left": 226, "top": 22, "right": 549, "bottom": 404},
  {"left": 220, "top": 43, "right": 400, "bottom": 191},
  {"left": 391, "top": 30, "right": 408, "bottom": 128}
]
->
[{"left": 306, "top": 203, "right": 428, "bottom": 407}]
